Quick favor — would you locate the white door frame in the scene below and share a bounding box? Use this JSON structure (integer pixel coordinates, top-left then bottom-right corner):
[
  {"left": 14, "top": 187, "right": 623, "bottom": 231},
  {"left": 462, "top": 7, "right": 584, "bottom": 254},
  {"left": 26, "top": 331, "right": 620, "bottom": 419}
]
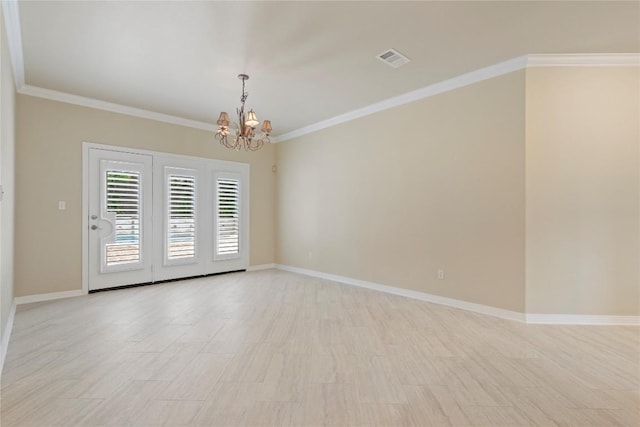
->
[{"left": 82, "top": 142, "right": 250, "bottom": 294}]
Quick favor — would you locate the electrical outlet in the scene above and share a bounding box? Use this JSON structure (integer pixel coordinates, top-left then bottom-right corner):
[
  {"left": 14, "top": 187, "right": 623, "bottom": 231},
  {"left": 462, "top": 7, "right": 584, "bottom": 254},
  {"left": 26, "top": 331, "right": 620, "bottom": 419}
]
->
[
  {"left": 58, "top": 201, "right": 66, "bottom": 210},
  {"left": 437, "top": 269, "right": 444, "bottom": 280}
]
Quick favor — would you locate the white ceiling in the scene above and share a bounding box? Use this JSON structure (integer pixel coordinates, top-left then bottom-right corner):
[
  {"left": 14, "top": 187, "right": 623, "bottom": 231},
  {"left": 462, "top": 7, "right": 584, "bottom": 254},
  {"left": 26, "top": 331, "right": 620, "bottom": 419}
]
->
[{"left": 13, "top": 1, "right": 640, "bottom": 137}]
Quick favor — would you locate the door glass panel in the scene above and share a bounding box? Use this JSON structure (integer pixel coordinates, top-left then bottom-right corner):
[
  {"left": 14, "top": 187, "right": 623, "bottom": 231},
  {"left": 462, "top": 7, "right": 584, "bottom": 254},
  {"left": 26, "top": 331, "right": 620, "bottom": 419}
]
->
[
  {"left": 216, "top": 178, "right": 240, "bottom": 257},
  {"left": 167, "top": 174, "right": 196, "bottom": 261},
  {"left": 105, "top": 169, "right": 141, "bottom": 266}
]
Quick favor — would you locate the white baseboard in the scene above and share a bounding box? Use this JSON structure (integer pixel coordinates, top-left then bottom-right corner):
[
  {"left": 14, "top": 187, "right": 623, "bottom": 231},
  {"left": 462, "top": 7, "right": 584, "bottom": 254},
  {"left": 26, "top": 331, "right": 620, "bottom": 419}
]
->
[
  {"left": 526, "top": 314, "right": 640, "bottom": 326},
  {"left": 15, "top": 289, "right": 83, "bottom": 305},
  {"left": 275, "top": 264, "right": 525, "bottom": 322},
  {"left": 2, "top": 290, "right": 83, "bottom": 374},
  {"left": 246, "top": 263, "right": 276, "bottom": 272},
  {"left": 1, "top": 300, "right": 17, "bottom": 373},
  {"left": 274, "top": 265, "right": 640, "bottom": 326}
]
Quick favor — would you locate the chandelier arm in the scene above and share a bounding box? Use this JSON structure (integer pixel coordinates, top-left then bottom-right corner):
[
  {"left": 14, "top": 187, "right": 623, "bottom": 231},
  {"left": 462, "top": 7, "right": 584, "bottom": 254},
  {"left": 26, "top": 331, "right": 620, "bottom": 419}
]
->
[{"left": 247, "top": 138, "right": 261, "bottom": 151}]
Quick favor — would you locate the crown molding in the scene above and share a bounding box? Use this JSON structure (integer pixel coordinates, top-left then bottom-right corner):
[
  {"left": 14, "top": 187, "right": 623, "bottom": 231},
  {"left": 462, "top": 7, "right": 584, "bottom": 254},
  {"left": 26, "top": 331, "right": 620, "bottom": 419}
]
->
[
  {"left": 277, "top": 53, "right": 640, "bottom": 142},
  {"left": 1, "top": 0, "right": 25, "bottom": 88},
  {"left": 2, "top": 0, "right": 638, "bottom": 143},
  {"left": 19, "top": 85, "right": 217, "bottom": 131},
  {"left": 276, "top": 55, "right": 529, "bottom": 142},
  {"left": 527, "top": 53, "right": 640, "bottom": 67},
  {"left": 1, "top": 3, "right": 638, "bottom": 140},
  {"left": 3, "top": 0, "right": 218, "bottom": 132}
]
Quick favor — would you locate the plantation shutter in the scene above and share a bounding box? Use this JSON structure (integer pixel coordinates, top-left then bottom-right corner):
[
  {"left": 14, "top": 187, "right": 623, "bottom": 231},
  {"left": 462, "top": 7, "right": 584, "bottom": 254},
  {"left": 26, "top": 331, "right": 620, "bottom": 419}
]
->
[
  {"left": 167, "top": 174, "right": 197, "bottom": 261},
  {"left": 105, "top": 170, "right": 141, "bottom": 266},
  {"left": 215, "top": 176, "right": 241, "bottom": 259}
]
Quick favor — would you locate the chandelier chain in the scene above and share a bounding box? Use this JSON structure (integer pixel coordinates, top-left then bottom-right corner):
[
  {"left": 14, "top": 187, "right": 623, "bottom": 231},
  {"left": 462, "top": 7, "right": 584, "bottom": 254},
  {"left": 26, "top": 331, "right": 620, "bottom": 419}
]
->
[{"left": 240, "top": 78, "right": 248, "bottom": 105}]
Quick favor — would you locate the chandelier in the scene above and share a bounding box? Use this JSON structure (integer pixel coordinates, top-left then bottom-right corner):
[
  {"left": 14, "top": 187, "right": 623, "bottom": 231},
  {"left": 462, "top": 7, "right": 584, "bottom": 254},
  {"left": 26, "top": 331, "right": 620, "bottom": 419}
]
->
[{"left": 215, "top": 74, "right": 272, "bottom": 151}]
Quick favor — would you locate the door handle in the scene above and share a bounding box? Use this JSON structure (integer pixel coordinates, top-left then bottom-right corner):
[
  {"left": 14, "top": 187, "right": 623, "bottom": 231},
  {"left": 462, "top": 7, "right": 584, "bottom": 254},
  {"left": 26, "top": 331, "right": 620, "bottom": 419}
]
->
[{"left": 91, "top": 224, "right": 102, "bottom": 230}]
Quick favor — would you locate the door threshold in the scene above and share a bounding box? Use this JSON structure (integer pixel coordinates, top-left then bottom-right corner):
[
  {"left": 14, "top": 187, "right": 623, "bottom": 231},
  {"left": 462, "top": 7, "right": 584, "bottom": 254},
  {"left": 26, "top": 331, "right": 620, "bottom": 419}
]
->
[{"left": 88, "top": 269, "right": 246, "bottom": 293}]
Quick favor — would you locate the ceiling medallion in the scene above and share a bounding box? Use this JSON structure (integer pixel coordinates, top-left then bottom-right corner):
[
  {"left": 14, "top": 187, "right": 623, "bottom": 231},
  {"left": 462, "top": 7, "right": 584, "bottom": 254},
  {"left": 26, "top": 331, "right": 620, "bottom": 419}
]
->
[{"left": 215, "top": 74, "right": 272, "bottom": 151}]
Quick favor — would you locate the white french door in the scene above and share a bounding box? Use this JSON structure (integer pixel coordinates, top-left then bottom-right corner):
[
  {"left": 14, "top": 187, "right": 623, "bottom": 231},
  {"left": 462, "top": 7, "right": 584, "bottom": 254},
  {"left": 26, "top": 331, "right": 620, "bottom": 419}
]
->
[
  {"left": 209, "top": 170, "right": 247, "bottom": 273},
  {"left": 88, "top": 149, "right": 153, "bottom": 290},
  {"left": 152, "top": 156, "right": 205, "bottom": 282},
  {"left": 86, "top": 145, "right": 248, "bottom": 292}
]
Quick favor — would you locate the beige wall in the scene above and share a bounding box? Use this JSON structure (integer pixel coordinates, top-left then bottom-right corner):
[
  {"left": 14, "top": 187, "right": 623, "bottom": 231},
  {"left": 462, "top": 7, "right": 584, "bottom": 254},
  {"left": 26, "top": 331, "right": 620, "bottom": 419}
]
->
[
  {"left": 1, "top": 7, "right": 16, "bottom": 354},
  {"left": 276, "top": 66, "right": 639, "bottom": 317},
  {"left": 15, "top": 95, "right": 276, "bottom": 297},
  {"left": 525, "top": 67, "right": 640, "bottom": 315},
  {"left": 12, "top": 63, "right": 639, "bottom": 317},
  {"left": 277, "top": 71, "right": 527, "bottom": 312}
]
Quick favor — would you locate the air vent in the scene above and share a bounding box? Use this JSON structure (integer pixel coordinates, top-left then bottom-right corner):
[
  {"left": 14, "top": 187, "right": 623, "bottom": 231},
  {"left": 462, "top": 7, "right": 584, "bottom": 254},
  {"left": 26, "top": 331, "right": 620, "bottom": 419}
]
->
[{"left": 376, "top": 48, "right": 411, "bottom": 68}]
